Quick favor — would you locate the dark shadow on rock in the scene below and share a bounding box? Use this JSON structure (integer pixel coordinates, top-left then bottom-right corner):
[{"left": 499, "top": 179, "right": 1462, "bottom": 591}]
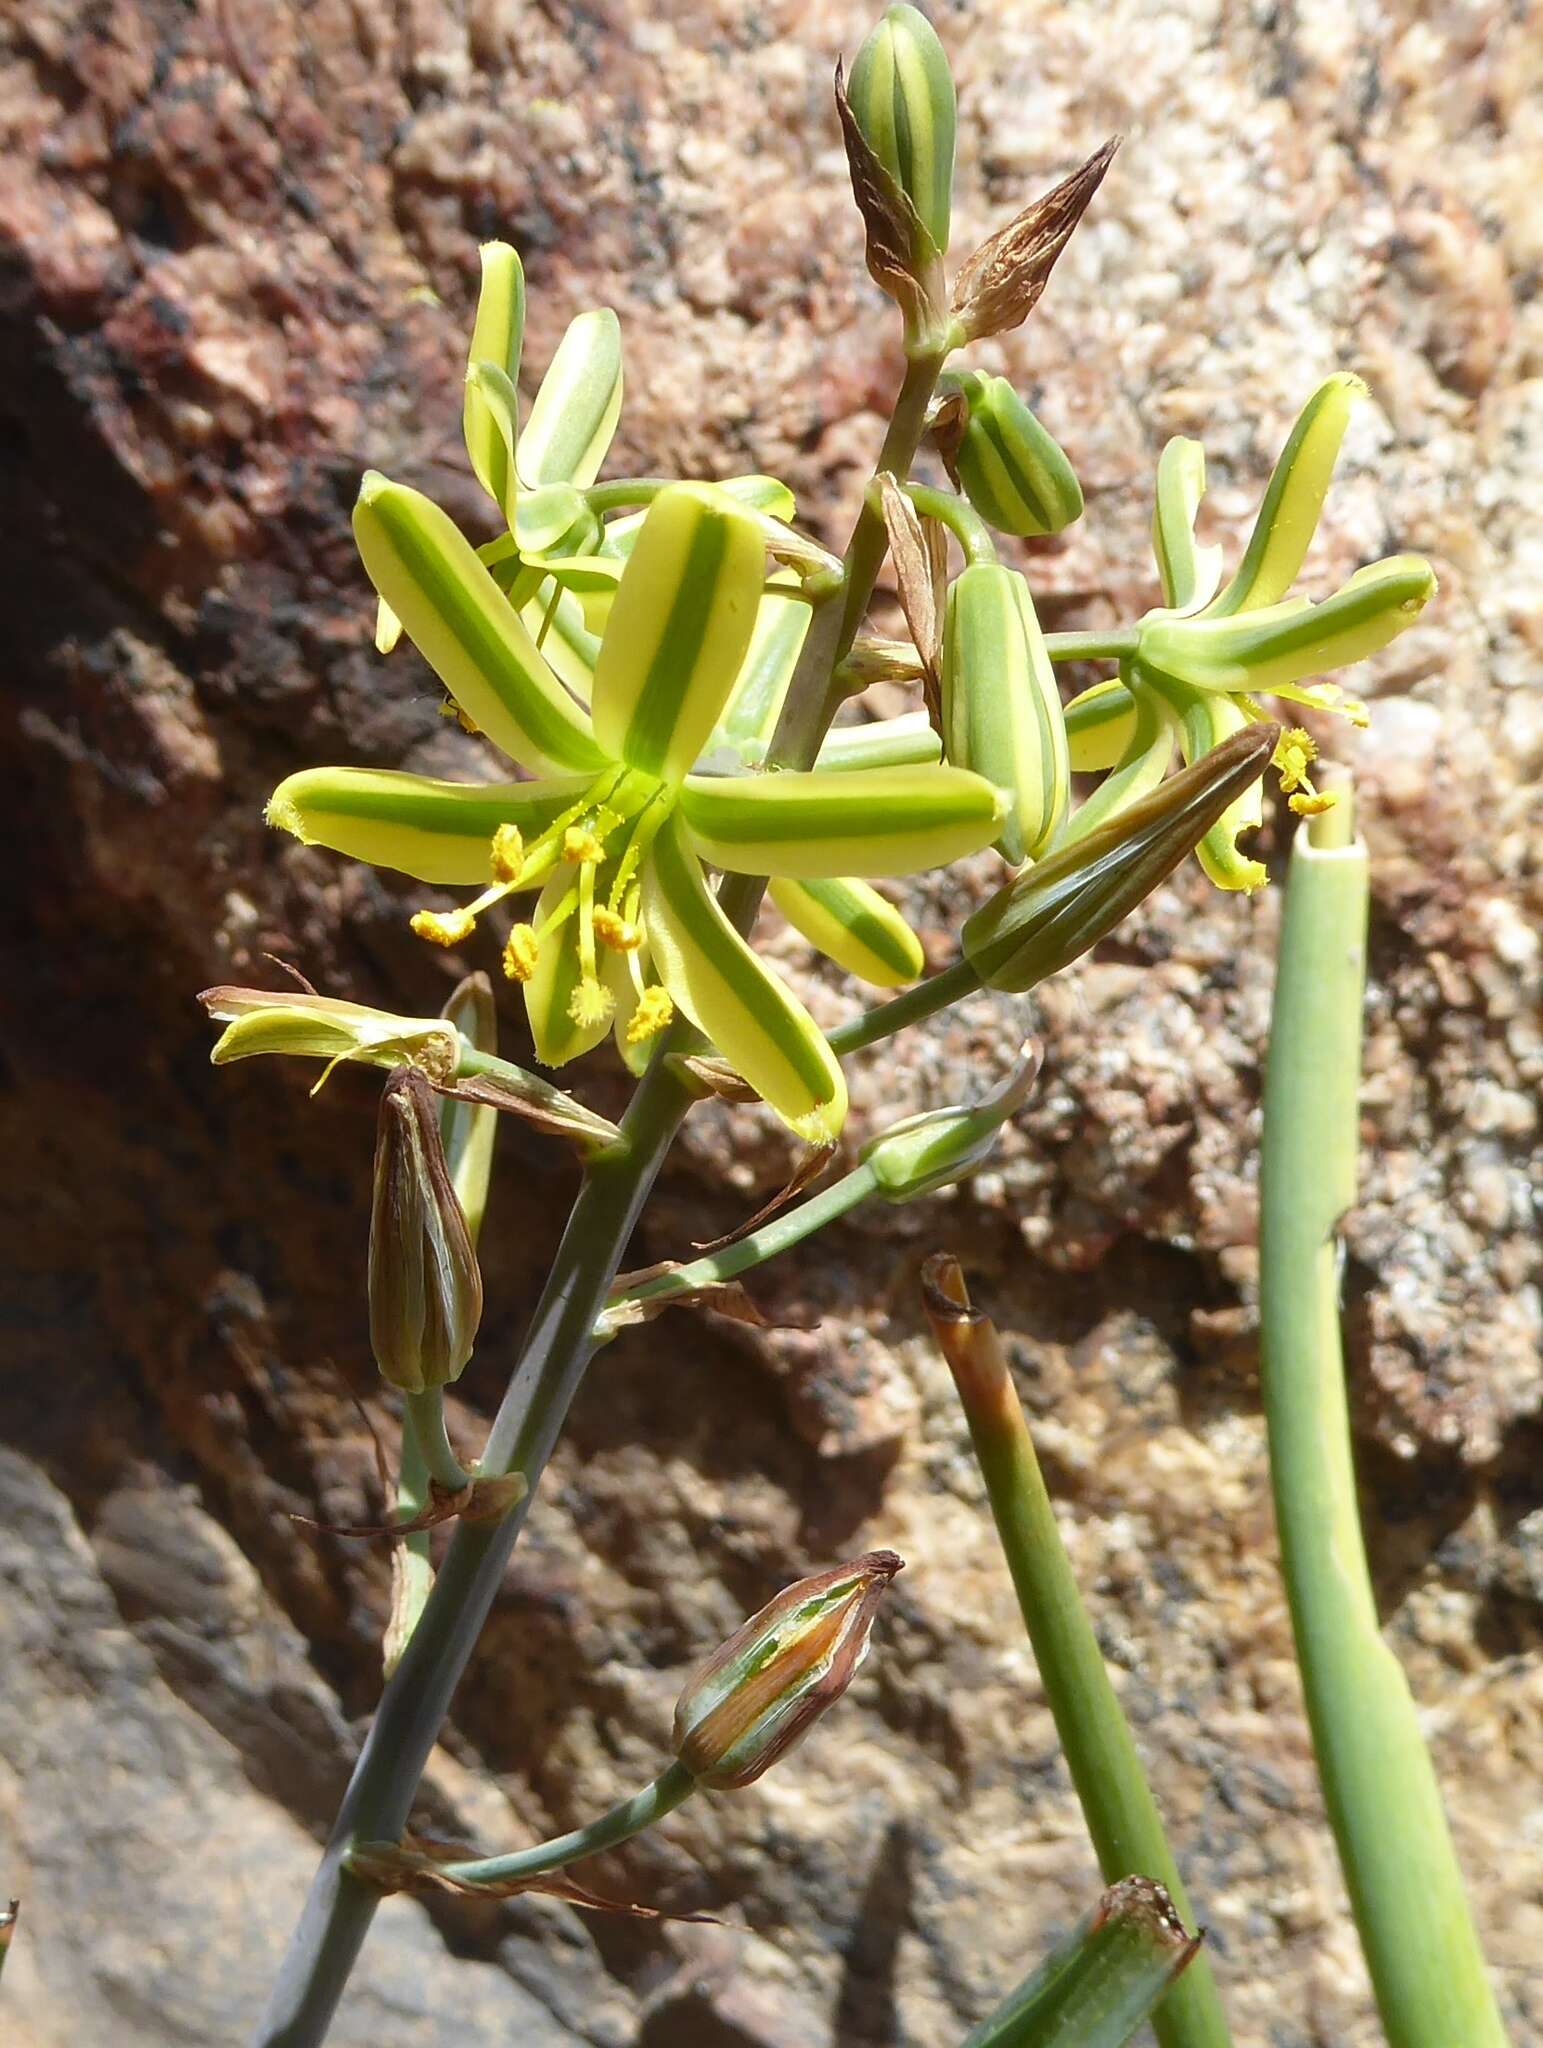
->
[{"left": 832, "top": 1819, "right": 912, "bottom": 2048}]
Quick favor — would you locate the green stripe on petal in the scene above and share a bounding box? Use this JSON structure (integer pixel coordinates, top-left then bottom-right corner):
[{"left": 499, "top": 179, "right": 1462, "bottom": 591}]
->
[
  {"left": 522, "top": 580, "right": 601, "bottom": 701},
  {"left": 1151, "top": 436, "right": 1222, "bottom": 612},
  {"left": 524, "top": 871, "right": 613, "bottom": 1066},
  {"left": 463, "top": 243, "right": 525, "bottom": 514},
  {"left": 600, "top": 476, "right": 798, "bottom": 563},
  {"left": 641, "top": 815, "right": 846, "bottom": 1141},
  {"left": 516, "top": 308, "right": 623, "bottom": 490},
  {"left": 1058, "top": 672, "right": 1176, "bottom": 847},
  {"left": 1150, "top": 674, "right": 1267, "bottom": 891},
  {"left": 679, "top": 763, "right": 1005, "bottom": 879},
  {"left": 814, "top": 712, "right": 941, "bottom": 773},
  {"left": 353, "top": 474, "right": 603, "bottom": 777},
  {"left": 592, "top": 482, "right": 766, "bottom": 783},
  {"left": 770, "top": 876, "right": 924, "bottom": 987},
  {"left": 267, "top": 766, "right": 593, "bottom": 884},
  {"left": 942, "top": 563, "right": 1069, "bottom": 863},
  {"left": 1065, "top": 678, "right": 1139, "bottom": 772},
  {"left": 464, "top": 361, "right": 521, "bottom": 528},
  {"left": 1210, "top": 373, "right": 1365, "bottom": 617},
  {"left": 714, "top": 578, "right": 810, "bottom": 755}
]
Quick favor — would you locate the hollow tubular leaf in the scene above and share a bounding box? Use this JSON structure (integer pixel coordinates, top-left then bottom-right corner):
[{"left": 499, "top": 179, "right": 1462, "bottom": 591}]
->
[
  {"left": 640, "top": 814, "right": 847, "bottom": 1142},
  {"left": 517, "top": 307, "right": 623, "bottom": 490},
  {"left": 591, "top": 483, "right": 767, "bottom": 784},
  {"left": 770, "top": 875, "right": 924, "bottom": 987},
  {"left": 352, "top": 474, "right": 604, "bottom": 776},
  {"left": 679, "top": 763, "right": 1006, "bottom": 879}
]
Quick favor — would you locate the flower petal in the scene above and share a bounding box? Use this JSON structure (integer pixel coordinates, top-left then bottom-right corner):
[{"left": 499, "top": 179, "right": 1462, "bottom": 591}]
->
[
  {"left": 813, "top": 712, "right": 941, "bottom": 773},
  {"left": 1156, "top": 676, "right": 1267, "bottom": 891},
  {"left": 591, "top": 483, "right": 767, "bottom": 784},
  {"left": 641, "top": 816, "right": 846, "bottom": 1141},
  {"left": 523, "top": 872, "right": 614, "bottom": 1066},
  {"left": 516, "top": 308, "right": 623, "bottom": 490},
  {"left": 463, "top": 243, "right": 526, "bottom": 513},
  {"left": 1209, "top": 373, "right": 1364, "bottom": 617},
  {"left": 1064, "top": 678, "right": 1139, "bottom": 772},
  {"left": 679, "top": 763, "right": 1005, "bottom": 879},
  {"left": 599, "top": 476, "right": 798, "bottom": 562},
  {"left": 464, "top": 360, "right": 521, "bottom": 528},
  {"left": 1058, "top": 673, "right": 1175, "bottom": 846},
  {"left": 711, "top": 577, "right": 809, "bottom": 757},
  {"left": 353, "top": 474, "right": 604, "bottom": 776},
  {"left": 770, "top": 876, "right": 924, "bottom": 987},
  {"left": 522, "top": 579, "right": 601, "bottom": 701},
  {"left": 1150, "top": 435, "right": 1222, "bottom": 613},
  {"left": 267, "top": 766, "right": 593, "bottom": 883}
]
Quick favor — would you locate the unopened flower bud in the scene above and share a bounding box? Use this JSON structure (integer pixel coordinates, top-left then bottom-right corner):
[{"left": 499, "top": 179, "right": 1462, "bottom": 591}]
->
[
  {"left": 861, "top": 1044, "right": 1039, "bottom": 1201},
  {"left": 673, "top": 1552, "right": 903, "bottom": 1789},
  {"left": 937, "top": 371, "right": 1083, "bottom": 537},
  {"left": 369, "top": 1068, "right": 484, "bottom": 1394},
  {"left": 846, "top": 6, "right": 957, "bottom": 257},
  {"left": 943, "top": 562, "right": 1069, "bottom": 864},
  {"left": 962, "top": 723, "right": 1279, "bottom": 991}
]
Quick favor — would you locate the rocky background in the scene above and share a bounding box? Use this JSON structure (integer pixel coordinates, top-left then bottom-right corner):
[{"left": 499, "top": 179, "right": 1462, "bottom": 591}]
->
[{"left": 2, "top": 0, "right": 1539, "bottom": 2042}]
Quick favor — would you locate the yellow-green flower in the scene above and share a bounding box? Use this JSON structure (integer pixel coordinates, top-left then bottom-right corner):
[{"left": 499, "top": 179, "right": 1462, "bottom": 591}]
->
[
  {"left": 269, "top": 477, "right": 1006, "bottom": 1141},
  {"left": 1062, "top": 375, "right": 1436, "bottom": 889}
]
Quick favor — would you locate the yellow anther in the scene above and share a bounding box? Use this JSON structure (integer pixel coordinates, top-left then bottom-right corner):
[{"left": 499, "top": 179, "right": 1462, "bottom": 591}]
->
[
  {"left": 1289, "top": 791, "right": 1339, "bottom": 817},
  {"left": 625, "top": 986, "right": 674, "bottom": 1046},
  {"left": 411, "top": 907, "right": 476, "bottom": 948},
  {"left": 563, "top": 825, "right": 606, "bottom": 865},
  {"left": 568, "top": 976, "right": 615, "bottom": 1029},
  {"left": 1341, "top": 696, "right": 1370, "bottom": 730},
  {"left": 438, "top": 698, "right": 481, "bottom": 736},
  {"left": 502, "top": 924, "right": 540, "bottom": 982},
  {"left": 490, "top": 824, "right": 525, "bottom": 883},
  {"left": 1272, "top": 727, "right": 1319, "bottom": 794},
  {"left": 593, "top": 906, "right": 642, "bottom": 952}
]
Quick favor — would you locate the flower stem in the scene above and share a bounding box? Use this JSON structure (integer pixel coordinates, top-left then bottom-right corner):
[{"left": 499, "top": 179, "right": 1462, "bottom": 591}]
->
[
  {"left": 1260, "top": 791, "right": 1508, "bottom": 2048},
  {"left": 253, "top": 332, "right": 953, "bottom": 2048},
  {"left": 402, "top": 1388, "right": 472, "bottom": 1494},
  {"left": 603, "top": 1162, "right": 881, "bottom": 1326},
  {"left": 582, "top": 477, "right": 672, "bottom": 515},
  {"left": 923, "top": 1258, "right": 1232, "bottom": 2048},
  {"left": 827, "top": 955, "right": 983, "bottom": 1058},
  {"left": 427, "top": 1762, "right": 696, "bottom": 1888},
  {"left": 1044, "top": 628, "right": 1138, "bottom": 664},
  {"left": 902, "top": 481, "right": 997, "bottom": 564}
]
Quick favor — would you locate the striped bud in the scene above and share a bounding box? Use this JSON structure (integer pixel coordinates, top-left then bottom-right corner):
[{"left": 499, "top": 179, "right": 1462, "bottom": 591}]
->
[
  {"left": 942, "top": 563, "right": 1069, "bottom": 864},
  {"left": 962, "top": 723, "right": 1279, "bottom": 990},
  {"left": 369, "top": 1068, "right": 483, "bottom": 1395},
  {"left": 846, "top": 5, "right": 957, "bottom": 256},
  {"left": 673, "top": 1552, "right": 902, "bottom": 1789},
  {"left": 939, "top": 371, "right": 1083, "bottom": 538},
  {"left": 862, "top": 1043, "right": 1039, "bottom": 1200}
]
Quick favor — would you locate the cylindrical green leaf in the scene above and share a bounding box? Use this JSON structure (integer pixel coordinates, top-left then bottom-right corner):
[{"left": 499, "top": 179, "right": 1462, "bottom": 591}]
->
[
  {"left": 679, "top": 762, "right": 1006, "bottom": 879},
  {"left": 942, "top": 371, "right": 1083, "bottom": 537},
  {"left": 591, "top": 482, "right": 767, "bottom": 784},
  {"left": 963, "top": 723, "right": 1278, "bottom": 988},
  {"left": 352, "top": 474, "right": 604, "bottom": 777},
  {"left": 846, "top": 4, "right": 957, "bottom": 255},
  {"left": 516, "top": 307, "right": 623, "bottom": 490},
  {"left": 1151, "top": 436, "right": 1222, "bottom": 613},
  {"left": 640, "top": 814, "right": 847, "bottom": 1142},
  {"left": 942, "top": 563, "right": 1069, "bottom": 863},
  {"left": 1209, "top": 373, "right": 1366, "bottom": 617},
  {"left": 266, "top": 765, "right": 593, "bottom": 884},
  {"left": 463, "top": 242, "right": 525, "bottom": 514},
  {"left": 770, "top": 875, "right": 924, "bottom": 987}
]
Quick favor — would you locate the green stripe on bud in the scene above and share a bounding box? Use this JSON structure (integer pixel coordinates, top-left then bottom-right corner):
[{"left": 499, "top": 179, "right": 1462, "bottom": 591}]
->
[
  {"left": 862, "top": 1043, "right": 1038, "bottom": 1200},
  {"left": 962, "top": 722, "right": 1279, "bottom": 989},
  {"left": 369, "top": 1067, "right": 483, "bottom": 1394},
  {"left": 673, "top": 1552, "right": 902, "bottom": 1789},
  {"left": 770, "top": 875, "right": 924, "bottom": 987},
  {"left": 352, "top": 473, "right": 604, "bottom": 777},
  {"left": 1139, "top": 554, "right": 1436, "bottom": 697},
  {"left": 463, "top": 243, "right": 526, "bottom": 515},
  {"left": 1210, "top": 372, "right": 1366, "bottom": 617},
  {"left": 940, "top": 371, "right": 1083, "bottom": 537},
  {"left": 847, "top": 6, "right": 956, "bottom": 257},
  {"left": 516, "top": 308, "right": 623, "bottom": 491},
  {"left": 942, "top": 563, "right": 1070, "bottom": 864},
  {"left": 592, "top": 482, "right": 767, "bottom": 784}
]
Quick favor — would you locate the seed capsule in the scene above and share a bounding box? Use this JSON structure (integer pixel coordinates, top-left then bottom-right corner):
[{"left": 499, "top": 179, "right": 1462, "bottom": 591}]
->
[
  {"left": 939, "top": 371, "right": 1083, "bottom": 538},
  {"left": 673, "top": 1552, "right": 903, "bottom": 1789}
]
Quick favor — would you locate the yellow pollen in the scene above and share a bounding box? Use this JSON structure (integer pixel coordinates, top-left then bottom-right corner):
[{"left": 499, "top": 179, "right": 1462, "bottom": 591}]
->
[
  {"left": 1289, "top": 791, "right": 1339, "bottom": 817},
  {"left": 438, "top": 698, "right": 481, "bottom": 735},
  {"left": 563, "top": 825, "right": 606, "bottom": 865},
  {"left": 568, "top": 976, "right": 615, "bottom": 1028},
  {"left": 1272, "top": 728, "right": 1319, "bottom": 795},
  {"left": 593, "top": 907, "right": 642, "bottom": 952},
  {"left": 490, "top": 824, "right": 525, "bottom": 883},
  {"left": 1341, "top": 697, "right": 1371, "bottom": 730},
  {"left": 625, "top": 986, "right": 674, "bottom": 1046},
  {"left": 411, "top": 907, "right": 476, "bottom": 948},
  {"left": 502, "top": 924, "right": 540, "bottom": 982}
]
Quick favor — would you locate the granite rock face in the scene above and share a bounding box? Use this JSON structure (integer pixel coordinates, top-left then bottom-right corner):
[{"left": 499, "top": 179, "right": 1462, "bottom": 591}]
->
[{"left": 1, "top": 2, "right": 1538, "bottom": 2045}]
